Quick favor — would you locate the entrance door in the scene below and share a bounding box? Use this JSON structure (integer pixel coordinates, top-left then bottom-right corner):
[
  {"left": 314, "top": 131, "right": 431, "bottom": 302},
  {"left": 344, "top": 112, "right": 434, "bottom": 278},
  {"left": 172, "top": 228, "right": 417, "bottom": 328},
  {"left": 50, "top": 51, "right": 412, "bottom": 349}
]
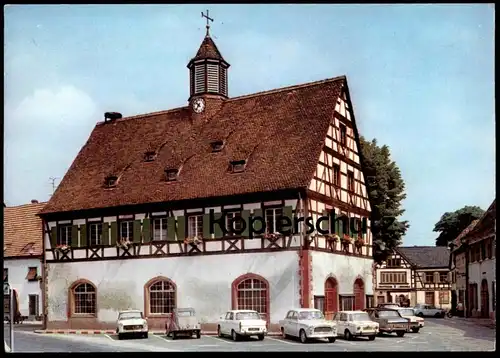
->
[
  {"left": 324, "top": 278, "right": 338, "bottom": 320},
  {"left": 353, "top": 278, "right": 365, "bottom": 310},
  {"left": 29, "top": 295, "right": 39, "bottom": 317},
  {"left": 481, "top": 279, "right": 489, "bottom": 318}
]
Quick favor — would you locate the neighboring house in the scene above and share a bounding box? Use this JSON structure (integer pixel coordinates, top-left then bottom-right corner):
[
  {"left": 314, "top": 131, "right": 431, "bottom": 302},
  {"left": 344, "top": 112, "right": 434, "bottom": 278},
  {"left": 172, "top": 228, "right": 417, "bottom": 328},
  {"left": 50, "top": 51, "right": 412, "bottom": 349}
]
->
[
  {"left": 463, "top": 200, "right": 495, "bottom": 319},
  {"left": 4, "top": 200, "right": 46, "bottom": 320},
  {"left": 37, "top": 23, "right": 375, "bottom": 332},
  {"left": 375, "top": 246, "right": 452, "bottom": 309}
]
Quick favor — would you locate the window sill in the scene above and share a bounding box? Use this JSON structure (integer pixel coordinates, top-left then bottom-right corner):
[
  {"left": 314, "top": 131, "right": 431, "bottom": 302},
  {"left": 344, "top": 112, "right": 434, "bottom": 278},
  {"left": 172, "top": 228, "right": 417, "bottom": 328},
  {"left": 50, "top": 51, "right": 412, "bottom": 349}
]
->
[{"left": 70, "top": 314, "right": 97, "bottom": 318}]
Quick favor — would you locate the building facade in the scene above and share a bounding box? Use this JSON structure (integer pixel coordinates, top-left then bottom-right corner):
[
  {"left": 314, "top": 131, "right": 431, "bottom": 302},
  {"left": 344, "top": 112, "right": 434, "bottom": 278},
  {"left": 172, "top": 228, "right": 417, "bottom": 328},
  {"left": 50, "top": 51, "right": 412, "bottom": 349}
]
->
[
  {"left": 4, "top": 200, "right": 46, "bottom": 320},
  {"left": 38, "top": 23, "right": 375, "bottom": 331},
  {"left": 375, "top": 246, "right": 452, "bottom": 309}
]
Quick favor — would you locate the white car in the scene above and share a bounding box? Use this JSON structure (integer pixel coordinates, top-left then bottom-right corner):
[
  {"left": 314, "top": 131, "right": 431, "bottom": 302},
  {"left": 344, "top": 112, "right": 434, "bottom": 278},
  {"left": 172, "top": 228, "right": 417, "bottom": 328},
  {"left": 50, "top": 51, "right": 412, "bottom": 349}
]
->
[
  {"left": 333, "top": 311, "right": 379, "bottom": 341},
  {"left": 396, "top": 308, "right": 424, "bottom": 332},
  {"left": 217, "top": 310, "right": 267, "bottom": 341},
  {"left": 116, "top": 310, "right": 149, "bottom": 340},
  {"left": 413, "top": 304, "right": 446, "bottom": 318},
  {"left": 279, "top": 308, "right": 337, "bottom": 344}
]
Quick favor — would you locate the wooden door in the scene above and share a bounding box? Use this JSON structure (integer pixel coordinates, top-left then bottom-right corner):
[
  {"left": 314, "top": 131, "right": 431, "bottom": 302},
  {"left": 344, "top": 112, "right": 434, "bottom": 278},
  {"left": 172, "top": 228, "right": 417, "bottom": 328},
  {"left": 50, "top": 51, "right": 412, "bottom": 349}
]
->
[
  {"left": 481, "top": 279, "right": 489, "bottom": 318},
  {"left": 324, "top": 278, "right": 338, "bottom": 320},
  {"left": 353, "top": 278, "right": 365, "bottom": 310}
]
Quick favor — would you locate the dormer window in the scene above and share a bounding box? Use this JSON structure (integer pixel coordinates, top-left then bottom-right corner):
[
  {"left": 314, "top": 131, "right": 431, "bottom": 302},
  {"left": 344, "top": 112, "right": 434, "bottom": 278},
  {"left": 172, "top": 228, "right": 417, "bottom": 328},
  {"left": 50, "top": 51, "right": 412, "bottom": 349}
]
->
[
  {"left": 210, "top": 140, "right": 224, "bottom": 152},
  {"left": 230, "top": 160, "right": 247, "bottom": 173},
  {"left": 105, "top": 175, "right": 118, "bottom": 188},
  {"left": 165, "top": 169, "right": 179, "bottom": 181},
  {"left": 144, "top": 151, "right": 156, "bottom": 162}
]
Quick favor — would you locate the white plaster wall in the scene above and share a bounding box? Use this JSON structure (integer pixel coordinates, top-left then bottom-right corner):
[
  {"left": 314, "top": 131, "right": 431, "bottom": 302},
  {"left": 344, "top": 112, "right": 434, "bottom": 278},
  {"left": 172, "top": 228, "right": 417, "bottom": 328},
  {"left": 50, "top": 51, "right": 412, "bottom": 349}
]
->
[
  {"left": 47, "top": 251, "right": 299, "bottom": 324},
  {"left": 4, "top": 258, "right": 42, "bottom": 317},
  {"left": 469, "top": 258, "right": 496, "bottom": 313},
  {"left": 310, "top": 251, "right": 374, "bottom": 297}
]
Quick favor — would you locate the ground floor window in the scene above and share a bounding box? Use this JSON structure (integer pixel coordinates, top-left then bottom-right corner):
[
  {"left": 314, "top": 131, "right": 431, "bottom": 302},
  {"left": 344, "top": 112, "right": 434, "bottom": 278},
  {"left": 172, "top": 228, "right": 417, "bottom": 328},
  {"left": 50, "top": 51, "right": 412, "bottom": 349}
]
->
[
  {"left": 439, "top": 291, "right": 450, "bottom": 304},
  {"left": 236, "top": 277, "right": 268, "bottom": 320},
  {"left": 425, "top": 291, "right": 435, "bottom": 305},
  {"left": 148, "top": 279, "right": 176, "bottom": 315},
  {"left": 339, "top": 295, "right": 354, "bottom": 311},
  {"left": 72, "top": 282, "right": 96, "bottom": 315},
  {"left": 366, "top": 295, "right": 374, "bottom": 308},
  {"left": 314, "top": 296, "right": 325, "bottom": 313}
]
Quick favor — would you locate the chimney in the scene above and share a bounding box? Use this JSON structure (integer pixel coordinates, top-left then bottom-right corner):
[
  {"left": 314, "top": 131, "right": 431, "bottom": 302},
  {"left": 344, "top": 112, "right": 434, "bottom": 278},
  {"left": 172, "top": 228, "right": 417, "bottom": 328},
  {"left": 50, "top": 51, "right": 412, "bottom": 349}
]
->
[
  {"left": 104, "top": 112, "right": 123, "bottom": 123},
  {"left": 31, "top": 199, "right": 39, "bottom": 204}
]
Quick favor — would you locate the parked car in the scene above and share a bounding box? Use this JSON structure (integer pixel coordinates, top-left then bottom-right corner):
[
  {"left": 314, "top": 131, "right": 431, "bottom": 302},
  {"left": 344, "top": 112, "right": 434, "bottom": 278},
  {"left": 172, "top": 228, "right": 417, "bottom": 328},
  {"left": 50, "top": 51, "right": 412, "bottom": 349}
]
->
[
  {"left": 377, "top": 303, "right": 401, "bottom": 309},
  {"left": 165, "top": 307, "right": 201, "bottom": 339},
  {"left": 413, "top": 304, "right": 446, "bottom": 318},
  {"left": 116, "top": 310, "right": 148, "bottom": 340},
  {"left": 217, "top": 310, "right": 267, "bottom": 341},
  {"left": 279, "top": 308, "right": 337, "bottom": 344},
  {"left": 332, "top": 311, "right": 379, "bottom": 341},
  {"left": 364, "top": 308, "right": 408, "bottom": 337},
  {"left": 395, "top": 307, "right": 424, "bottom": 332}
]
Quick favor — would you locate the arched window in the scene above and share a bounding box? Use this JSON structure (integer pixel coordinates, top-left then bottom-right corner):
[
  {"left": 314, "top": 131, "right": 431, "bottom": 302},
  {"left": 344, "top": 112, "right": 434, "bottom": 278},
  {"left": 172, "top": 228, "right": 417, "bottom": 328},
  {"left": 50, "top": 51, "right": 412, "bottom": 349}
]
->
[
  {"left": 232, "top": 274, "right": 269, "bottom": 322},
  {"left": 324, "top": 277, "right": 339, "bottom": 320},
  {"left": 70, "top": 281, "right": 96, "bottom": 315},
  {"left": 353, "top": 278, "right": 365, "bottom": 310},
  {"left": 146, "top": 278, "right": 176, "bottom": 315}
]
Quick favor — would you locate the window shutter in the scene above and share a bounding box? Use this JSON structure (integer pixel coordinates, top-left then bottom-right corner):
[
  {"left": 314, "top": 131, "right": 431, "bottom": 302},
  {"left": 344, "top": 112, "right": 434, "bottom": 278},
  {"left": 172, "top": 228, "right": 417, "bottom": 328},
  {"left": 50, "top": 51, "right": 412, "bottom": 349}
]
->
[
  {"left": 338, "top": 218, "right": 344, "bottom": 236},
  {"left": 283, "top": 206, "right": 294, "bottom": 235},
  {"left": 321, "top": 210, "right": 329, "bottom": 232},
  {"left": 214, "top": 213, "right": 223, "bottom": 238},
  {"left": 71, "top": 225, "right": 78, "bottom": 247},
  {"left": 241, "top": 210, "right": 251, "bottom": 237},
  {"left": 176, "top": 216, "right": 186, "bottom": 241},
  {"left": 335, "top": 213, "right": 340, "bottom": 235},
  {"left": 167, "top": 217, "right": 176, "bottom": 241},
  {"left": 133, "top": 220, "right": 141, "bottom": 243},
  {"left": 110, "top": 222, "right": 118, "bottom": 246},
  {"left": 203, "top": 214, "right": 211, "bottom": 239},
  {"left": 102, "top": 222, "right": 109, "bottom": 246},
  {"left": 50, "top": 227, "right": 57, "bottom": 248},
  {"left": 80, "top": 224, "right": 87, "bottom": 247},
  {"left": 142, "top": 218, "right": 151, "bottom": 243},
  {"left": 252, "top": 209, "right": 263, "bottom": 232}
]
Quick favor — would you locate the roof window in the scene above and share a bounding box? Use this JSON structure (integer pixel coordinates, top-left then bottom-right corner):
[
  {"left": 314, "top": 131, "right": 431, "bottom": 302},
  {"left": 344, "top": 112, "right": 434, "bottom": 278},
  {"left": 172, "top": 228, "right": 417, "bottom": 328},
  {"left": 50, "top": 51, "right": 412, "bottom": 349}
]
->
[
  {"left": 210, "top": 140, "right": 224, "bottom": 152},
  {"left": 230, "top": 160, "right": 247, "bottom": 173},
  {"left": 105, "top": 175, "right": 118, "bottom": 188},
  {"left": 165, "top": 169, "right": 179, "bottom": 181},
  {"left": 144, "top": 151, "right": 156, "bottom": 162}
]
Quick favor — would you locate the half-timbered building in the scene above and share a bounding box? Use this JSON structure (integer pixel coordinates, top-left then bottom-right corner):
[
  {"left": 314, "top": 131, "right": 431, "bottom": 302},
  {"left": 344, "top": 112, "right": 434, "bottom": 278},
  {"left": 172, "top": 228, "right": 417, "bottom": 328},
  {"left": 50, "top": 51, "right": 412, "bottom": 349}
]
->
[
  {"left": 4, "top": 200, "right": 46, "bottom": 320},
  {"left": 375, "top": 246, "right": 452, "bottom": 309},
  {"left": 38, "top": 23, "right": 374, "bottom": 331}
]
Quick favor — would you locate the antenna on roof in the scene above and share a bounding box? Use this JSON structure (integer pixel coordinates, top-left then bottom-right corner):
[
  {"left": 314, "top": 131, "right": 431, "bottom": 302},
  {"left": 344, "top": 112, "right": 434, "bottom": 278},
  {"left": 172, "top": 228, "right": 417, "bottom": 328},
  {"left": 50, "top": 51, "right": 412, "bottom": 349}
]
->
[{"left": 49, "top": 177, "right": 59, "bottom": 196}]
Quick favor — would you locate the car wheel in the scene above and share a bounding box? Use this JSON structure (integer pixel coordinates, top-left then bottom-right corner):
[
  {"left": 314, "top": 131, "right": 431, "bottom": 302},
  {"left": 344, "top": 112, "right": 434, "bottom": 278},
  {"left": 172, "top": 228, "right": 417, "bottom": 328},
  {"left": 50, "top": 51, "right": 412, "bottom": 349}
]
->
[
  {"left": 231, "top": 330, "right": 239, "bottom": 341},
  {"left": 299, "top": 329, "right": 308, "bottom": 344},
  {"left": 172, "top": 332, "right": 177, "bottom": 340},
  {"left": 118, "top": 333, "right": 123, "bottom": 340},
  {"left": 196, "top": 331, "right": 201, "bottom": 339},
  {"left": 217, "top": 326, "right": 223, "bottom": 338},
  {"left": 417, "top": 312, "right": 424, "bottom": 317},
  {"left": 328, "top": 337, "right": 336, "bottom": 343},
  {"left": 281, "top": 327, "right": 287, "bottom": 339},
  {"left": 144, "top": 333, "right": 148, "bottom": 339},
  {"left": 345, "top": 329, "right": 353, "bottom": 341},
  {"left": 396, "top": 331, "right": 405, "bottom": 337},
  {"left": 257, "top": 334, "right": 265, "bottom": 341},
  {"left": 411, "top": 327, "right": 420, "bottom": 333},
  {"left": 368, "top": 335, "right": 376, "bottom": 341}
]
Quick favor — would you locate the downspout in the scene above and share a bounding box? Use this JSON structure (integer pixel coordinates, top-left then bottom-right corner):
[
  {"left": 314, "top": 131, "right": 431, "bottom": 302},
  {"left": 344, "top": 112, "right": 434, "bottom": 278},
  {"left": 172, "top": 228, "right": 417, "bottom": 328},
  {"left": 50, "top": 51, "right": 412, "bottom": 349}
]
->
[{"left": 41, "top": 217, "right": 49, "bottom": 330}]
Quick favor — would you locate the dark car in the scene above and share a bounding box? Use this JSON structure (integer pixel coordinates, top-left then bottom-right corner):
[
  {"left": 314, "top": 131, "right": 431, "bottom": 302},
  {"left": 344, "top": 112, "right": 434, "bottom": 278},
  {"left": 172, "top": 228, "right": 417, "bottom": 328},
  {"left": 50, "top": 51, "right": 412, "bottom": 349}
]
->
[{"left": 364, "top": 308, "right": 409, "bottom": 337}]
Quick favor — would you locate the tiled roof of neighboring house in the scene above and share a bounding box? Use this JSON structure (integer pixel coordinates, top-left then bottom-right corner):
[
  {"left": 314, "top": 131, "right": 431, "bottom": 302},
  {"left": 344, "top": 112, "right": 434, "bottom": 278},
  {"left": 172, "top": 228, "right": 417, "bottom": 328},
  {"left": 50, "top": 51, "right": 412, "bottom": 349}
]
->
[
  {"left": 452, "top": 220, "right": 480, "bottom": 250},
  {"left": 467, "top": 199, "right": 496, "bottom": 243},
  {"left": 396, "top": 246, "right": 451, "bottom": 268},
  {"left": 193, "top": 34, "right": 226, "bottom": 62},
  {"left": 4, "top": 202, "right": 46, "bottom": 257},
  {"left": 40, "top": 76, "right": 348, "bottom": 214}
]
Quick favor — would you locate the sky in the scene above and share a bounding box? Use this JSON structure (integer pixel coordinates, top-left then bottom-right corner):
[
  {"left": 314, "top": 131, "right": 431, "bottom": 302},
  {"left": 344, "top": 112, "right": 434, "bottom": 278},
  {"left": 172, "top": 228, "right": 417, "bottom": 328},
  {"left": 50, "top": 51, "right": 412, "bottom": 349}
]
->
[{"left": 4, "top": 4, "right": 495, "bottom": 246}]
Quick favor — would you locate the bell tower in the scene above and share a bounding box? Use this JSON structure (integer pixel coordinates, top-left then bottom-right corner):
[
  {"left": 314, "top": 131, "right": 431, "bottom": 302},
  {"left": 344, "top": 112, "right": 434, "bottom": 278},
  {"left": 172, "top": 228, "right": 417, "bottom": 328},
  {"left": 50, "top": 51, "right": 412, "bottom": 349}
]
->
[{"left": 187, "top": 10, "right": 230, "bottom": 116}]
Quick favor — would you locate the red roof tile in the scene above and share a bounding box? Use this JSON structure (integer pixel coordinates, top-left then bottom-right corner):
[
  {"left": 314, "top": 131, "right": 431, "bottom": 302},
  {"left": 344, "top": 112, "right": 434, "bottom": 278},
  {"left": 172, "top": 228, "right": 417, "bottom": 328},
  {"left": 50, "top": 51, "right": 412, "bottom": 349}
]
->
[
  {"left": 4, "top": 202, "right": 46, "bottom": 257},
  {"left": 40, "top": 76, "right": 347, "bottom": 215}
]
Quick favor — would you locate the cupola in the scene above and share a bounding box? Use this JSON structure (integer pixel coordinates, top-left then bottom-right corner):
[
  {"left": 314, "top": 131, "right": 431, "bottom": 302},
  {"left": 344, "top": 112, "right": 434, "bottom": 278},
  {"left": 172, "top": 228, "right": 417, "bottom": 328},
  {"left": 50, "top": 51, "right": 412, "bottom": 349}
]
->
[{"left": 187, "top": 10, "right": 230, "bottom": 102}]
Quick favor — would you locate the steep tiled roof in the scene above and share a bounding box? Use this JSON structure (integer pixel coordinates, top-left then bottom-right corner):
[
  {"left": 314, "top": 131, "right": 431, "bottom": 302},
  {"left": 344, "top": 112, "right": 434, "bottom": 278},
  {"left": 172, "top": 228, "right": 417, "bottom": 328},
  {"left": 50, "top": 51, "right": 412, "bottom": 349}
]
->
[
  {"left": 452, "top": 219, "right": 480, "bottom": 249},
  {"left": 193, "top": 35, "right": 225, "bottom": 62},
  {"left": 397, "top": 246, "right": 450, "bottom": 268},
  {"left": 40, "top": 76, "right": 346, "bottom": 215},
  {"left": 4, "top": 202, "right": 46, "bottom": 257},
  {"left": 467, "top": 199, "right": 496, "bottom": 243}
]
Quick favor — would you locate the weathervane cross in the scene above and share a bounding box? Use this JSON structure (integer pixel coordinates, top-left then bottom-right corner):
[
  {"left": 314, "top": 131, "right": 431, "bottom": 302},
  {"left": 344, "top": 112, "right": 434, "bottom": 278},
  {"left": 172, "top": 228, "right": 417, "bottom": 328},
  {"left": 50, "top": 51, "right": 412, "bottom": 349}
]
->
[{"left": 201, "top": 10, "right": 214, "bottom": 35}]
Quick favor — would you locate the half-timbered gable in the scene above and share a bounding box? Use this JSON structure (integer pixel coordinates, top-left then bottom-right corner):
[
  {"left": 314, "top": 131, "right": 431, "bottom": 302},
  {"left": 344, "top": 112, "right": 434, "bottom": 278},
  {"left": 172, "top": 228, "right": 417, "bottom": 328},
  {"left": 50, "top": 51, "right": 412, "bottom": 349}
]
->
[{"left": 38, "top": 23, "right": 375, "bottom": 331}]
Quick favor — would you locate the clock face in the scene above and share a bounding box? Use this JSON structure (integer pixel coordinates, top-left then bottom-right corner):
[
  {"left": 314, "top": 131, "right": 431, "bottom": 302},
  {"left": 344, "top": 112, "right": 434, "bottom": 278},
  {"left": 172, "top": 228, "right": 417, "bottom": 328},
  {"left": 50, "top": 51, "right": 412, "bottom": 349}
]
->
[{"left": 192, "top": 98, "right": 205, "bottom": 114}]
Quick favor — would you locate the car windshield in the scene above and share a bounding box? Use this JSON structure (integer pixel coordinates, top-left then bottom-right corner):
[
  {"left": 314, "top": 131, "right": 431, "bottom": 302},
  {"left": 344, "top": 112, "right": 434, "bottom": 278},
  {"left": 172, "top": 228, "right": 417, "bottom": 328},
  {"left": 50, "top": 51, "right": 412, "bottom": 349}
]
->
[
  {"left": 298, "top": 311, "right": 324, "bottom": 320},
  {"left": 379, "top": 311, "right": 400, "bottom": 318},
  {"left": 399, "top": 309, "right": 415, "bottom": 316},
  {"left": 177, "top": 310, "right": 194, "bottom": 317},
  {"left": 352, "top": 313, "right": 371, "bottom": 321},
  {"left": 236, "top": 312, "right": 261, "bottom": 320},
  {"left": 119, "top": 312, "right": 143, "bottom": 320}
]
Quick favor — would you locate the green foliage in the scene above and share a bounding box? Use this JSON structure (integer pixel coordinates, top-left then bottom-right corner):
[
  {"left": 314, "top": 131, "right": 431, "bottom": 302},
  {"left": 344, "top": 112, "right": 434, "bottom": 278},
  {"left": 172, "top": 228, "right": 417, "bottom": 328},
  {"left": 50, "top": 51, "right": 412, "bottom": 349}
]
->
[
  {"left": 433, "top": 206, "right": 485, "bottom": 246},
  {"left": 359, "top": 136, "right": 409, "bottom": 263}
]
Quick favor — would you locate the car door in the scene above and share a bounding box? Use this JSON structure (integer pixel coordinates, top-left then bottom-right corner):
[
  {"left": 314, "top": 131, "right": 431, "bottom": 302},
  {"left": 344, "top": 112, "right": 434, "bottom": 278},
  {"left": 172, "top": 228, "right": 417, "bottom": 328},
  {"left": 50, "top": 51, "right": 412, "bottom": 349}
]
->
[
  {"left": 332, "top": 313, "right": 340, "bottom": 333},
  {"left": 283, "top": 310, "right": 293, "bottom": 336},
  {"left": 422, "top": 305, "right": 431, "bottom": 316},
  {"left": 338, "top": 313, "right": 347, "bottom": 335},
  {"left": 288, "top": 311, "right": 299, "bottom": 337},
  {"left": 222, "top": 312, "right": 232, "bottom": 334}
]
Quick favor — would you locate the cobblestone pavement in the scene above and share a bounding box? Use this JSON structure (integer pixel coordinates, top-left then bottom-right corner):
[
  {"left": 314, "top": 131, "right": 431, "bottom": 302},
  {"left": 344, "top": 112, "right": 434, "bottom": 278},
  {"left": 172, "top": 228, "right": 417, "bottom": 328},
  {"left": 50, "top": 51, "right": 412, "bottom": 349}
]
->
[{"left": 3, "top": 318, "right": 495, "bottom": 352}]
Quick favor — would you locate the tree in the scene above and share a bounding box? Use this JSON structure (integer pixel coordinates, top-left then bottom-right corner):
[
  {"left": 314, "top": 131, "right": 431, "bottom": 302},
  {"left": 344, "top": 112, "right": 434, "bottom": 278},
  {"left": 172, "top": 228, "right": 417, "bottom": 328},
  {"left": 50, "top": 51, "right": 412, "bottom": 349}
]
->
[
  {"left": 433, "top": 206, "right": 485, "bottom": 247},
  {"left": 358, "top": 136, "right": 410, "bottom": 263}
]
